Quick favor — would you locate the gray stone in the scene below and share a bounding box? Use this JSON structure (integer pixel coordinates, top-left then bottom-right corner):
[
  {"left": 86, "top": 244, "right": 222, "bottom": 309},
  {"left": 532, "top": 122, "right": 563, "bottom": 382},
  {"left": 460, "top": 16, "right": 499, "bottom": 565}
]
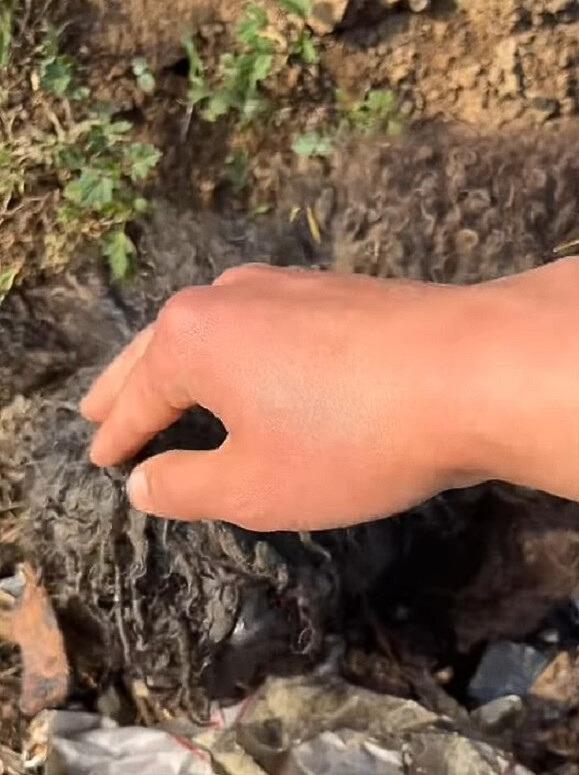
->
[{"left": 469, "top": 641, "right": 550, "bottom": 704}]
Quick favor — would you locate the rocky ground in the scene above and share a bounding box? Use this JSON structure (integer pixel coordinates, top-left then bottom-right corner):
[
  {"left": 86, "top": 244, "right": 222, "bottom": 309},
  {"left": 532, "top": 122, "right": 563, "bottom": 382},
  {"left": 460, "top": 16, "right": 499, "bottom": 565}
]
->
[{"left": 1, "top": 1, "right": 579, "bottom": 773}]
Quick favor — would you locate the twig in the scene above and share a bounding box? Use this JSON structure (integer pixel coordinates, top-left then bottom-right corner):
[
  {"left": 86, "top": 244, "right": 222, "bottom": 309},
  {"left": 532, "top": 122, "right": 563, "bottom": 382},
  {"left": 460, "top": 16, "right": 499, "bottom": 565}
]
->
[{"left": 0, "top": 502, "right": 25, "bottom": 514}]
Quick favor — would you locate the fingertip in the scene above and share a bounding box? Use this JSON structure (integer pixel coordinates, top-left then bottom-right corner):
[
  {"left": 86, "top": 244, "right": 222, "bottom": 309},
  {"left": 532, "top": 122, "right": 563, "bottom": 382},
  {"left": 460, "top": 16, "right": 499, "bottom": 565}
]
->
[
  {"left": 127, "top": 449, "right": 229, "bottom": 522},
  {"left": 127, "top": 466, "right": 149, "bottom": 511},
  {"left": 88, "top": 428, "right": 118, "bottom": 468},
  {"left": 88, "top": 444, "right": 106, "bottom": 468},
  {"left": 79, "top": 394, "right": 100, "bottom": 423}
]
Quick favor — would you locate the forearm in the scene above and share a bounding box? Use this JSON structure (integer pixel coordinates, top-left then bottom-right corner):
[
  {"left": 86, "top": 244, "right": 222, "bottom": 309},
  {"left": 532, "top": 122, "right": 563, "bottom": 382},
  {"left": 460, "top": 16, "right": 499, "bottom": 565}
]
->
[{"left": 452, "top": 258, "right": 579, "bottom": 501}]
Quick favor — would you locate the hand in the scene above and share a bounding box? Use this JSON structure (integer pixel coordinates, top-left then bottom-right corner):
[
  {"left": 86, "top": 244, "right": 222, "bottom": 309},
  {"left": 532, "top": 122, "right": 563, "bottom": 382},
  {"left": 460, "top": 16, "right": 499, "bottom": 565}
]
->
[
  {"left": 81, "top": 258, "right": 579, "bottom": 530},
  {"left": 81, "top": 264, "right": 481, "bottom": 529}
]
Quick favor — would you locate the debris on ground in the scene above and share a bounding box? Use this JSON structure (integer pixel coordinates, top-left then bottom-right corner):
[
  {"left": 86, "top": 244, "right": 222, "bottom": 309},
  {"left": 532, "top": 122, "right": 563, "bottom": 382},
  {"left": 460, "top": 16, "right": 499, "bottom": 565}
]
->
[
  {"left": 0, "top": 565, "right": 68, "bottom": 718},
  {"left": 469, "top": 642, "right": 551, "bottom": 705},
  {"left": 39, "top": 669, "right": 536, "bottom": 775}
]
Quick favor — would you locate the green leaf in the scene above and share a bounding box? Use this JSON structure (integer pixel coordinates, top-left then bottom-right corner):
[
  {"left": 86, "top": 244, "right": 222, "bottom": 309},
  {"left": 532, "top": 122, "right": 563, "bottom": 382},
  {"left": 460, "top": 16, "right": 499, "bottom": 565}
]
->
[
  {"left": 225, "top": 149, "right": 248, "bottom": 191},
  {"left": 133, "top": 196, "right": 149, "bottom": 213},
  {"left": 71, "top": 85, "right": 90, "bottom": 101},
  {"left": 39, "top": 56, "right": 74, "bottom": 97},
  {"left": 102, "top": 229, "right": 135, "bottom": 281},
  {"left": 251, "top": 203, "right": 271, "bottom": 216},
  {"left": 56, "top": 201, "right": 80, "bottom": 226},
  {"left": 0, "top": 266, "right": 18, "bottom": 302},
  {"left": 131, "top": 56, "right": 148, "bottom": 76},
  {"left": 0, "top": 4, "right": 13, "bottom": 69},
  {"left": 132, "top": 57, "right": 155, "bottom": 93},
  {"left": 123, "top": 143, "right": 161, "bottom": 181},
  {"left": 295, "top": 31, "right": 318, "bottom": 64},
  {"left": 250, "top": 52, "right": 273, "bottom": 86},
  {"left": 105, "top": 120, "right": 133, "bottom": 136},
  {"left": 340, "top": 88, "right": 398, "bottom": 133},
  {"left": 183, "top": 34, "right": 204, "bottom": 77},
  {"left": 236, "top": 4, "right": 269, "bottom": 48},
  {"left": 276, "top": 0, "right": 312, "bottom": 18},
  {"left": 53, "top": 143, "right": 85, "bottom": 171},
  {"left": 291, "top": 131, "right": 333, "bottom": 157},
  {"left": 366, "top": 89, "right": 394, "bottom": 113},
  {"left": 240, "top": 94, "right": 267, "bottom": 120},
  {"left": 64, "top": 169, "right": 115, "bottom": 209},
  {"left": 183, "top": 34, "right": 209, "bottom": 108},
  {"left": 137, "top": 71, "right": 156, "bottom": 94},
  {"left": 202, "top": 90, "right": 234, "bottom": 122},
  {"left": 187, "top": 79, "right": 209, "bottom": 108}
]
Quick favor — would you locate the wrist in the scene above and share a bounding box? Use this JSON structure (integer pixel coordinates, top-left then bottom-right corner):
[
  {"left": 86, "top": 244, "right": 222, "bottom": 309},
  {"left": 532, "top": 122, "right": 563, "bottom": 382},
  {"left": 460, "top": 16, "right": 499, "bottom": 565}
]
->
[{"left": 448, "top": 264, "right": 579, "bottom": 499}]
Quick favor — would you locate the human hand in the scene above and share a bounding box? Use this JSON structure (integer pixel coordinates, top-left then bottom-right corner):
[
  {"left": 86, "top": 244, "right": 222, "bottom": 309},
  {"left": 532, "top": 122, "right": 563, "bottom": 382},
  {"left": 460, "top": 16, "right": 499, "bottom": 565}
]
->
[
  {"left": 81, "top": 264, "right": 481, "bottom": 529},
  {"left": 81, "top": 258, "right": 579, "bottom": 530}
]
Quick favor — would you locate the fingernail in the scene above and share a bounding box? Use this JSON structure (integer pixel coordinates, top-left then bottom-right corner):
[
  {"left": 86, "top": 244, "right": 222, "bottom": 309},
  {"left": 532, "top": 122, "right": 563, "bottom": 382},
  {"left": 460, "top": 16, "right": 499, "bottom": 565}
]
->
[
  {"left": 79, "top": 395, "right": 93, "bottom": 419},
  {"left": 127, "top": 467, "right": 149, "bottom": 510}
]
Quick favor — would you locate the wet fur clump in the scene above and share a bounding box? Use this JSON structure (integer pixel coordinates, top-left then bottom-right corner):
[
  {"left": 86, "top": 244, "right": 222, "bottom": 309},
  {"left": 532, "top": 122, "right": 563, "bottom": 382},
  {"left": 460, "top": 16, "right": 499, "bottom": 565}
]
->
[{"left": 1, "top": 123, "right": 579, "bottom": 717}]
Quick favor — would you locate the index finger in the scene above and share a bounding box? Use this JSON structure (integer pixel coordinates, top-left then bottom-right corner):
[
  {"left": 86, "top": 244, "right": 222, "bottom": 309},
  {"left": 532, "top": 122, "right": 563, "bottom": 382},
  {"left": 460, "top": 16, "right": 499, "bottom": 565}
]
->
[
  {"left": 81, "top": 324, "right": 156, "bottom": 423},
  {"left": 88, "top": 325, "right": 195, "bottom": 467}
]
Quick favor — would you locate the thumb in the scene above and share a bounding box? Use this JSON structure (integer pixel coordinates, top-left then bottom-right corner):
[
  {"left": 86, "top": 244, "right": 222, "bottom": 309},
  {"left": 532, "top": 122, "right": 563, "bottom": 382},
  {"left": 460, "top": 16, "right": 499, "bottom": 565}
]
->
[{"left": 127, "top": 448, "right": 230, "bottom": 521}]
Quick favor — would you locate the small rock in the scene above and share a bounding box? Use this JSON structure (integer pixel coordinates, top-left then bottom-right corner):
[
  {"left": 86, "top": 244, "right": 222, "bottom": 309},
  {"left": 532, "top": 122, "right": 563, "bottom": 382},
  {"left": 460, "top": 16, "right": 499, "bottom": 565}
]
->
[
  {"left": 471, "top": 695, "right": 523, "bottom": 734},
  {"left": 469, "top": 641, "right": 550, "bottom": 704},
  {"left": 96, "top": 685, "right": 124, "bottom": 722},
  {"left": 560, "top": 97, "right": 578, "bottom": 116},
  {"left": 308, "top": 0, "right": 349, "bottom": 34},
  {"left": 530, "top": 651, "right": 579, "bottom": 707},
  {"left": 409, "top": 0, "right": 430, "bottom": 11},
  {"left": 538, "top": 627, "right": 559, "bottom": 645},
  {"left": 529, "top": 96, "right": 559, "bottom": 119}
]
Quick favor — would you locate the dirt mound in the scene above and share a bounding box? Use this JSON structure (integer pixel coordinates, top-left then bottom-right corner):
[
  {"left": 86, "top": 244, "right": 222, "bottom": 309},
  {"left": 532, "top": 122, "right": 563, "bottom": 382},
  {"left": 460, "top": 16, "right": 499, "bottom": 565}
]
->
[
  {"left": 66, "top": 0, "right": 578, "bottom": 130},
  {"left": 328, "top": 0, "right": 578, "bottom": 129}
]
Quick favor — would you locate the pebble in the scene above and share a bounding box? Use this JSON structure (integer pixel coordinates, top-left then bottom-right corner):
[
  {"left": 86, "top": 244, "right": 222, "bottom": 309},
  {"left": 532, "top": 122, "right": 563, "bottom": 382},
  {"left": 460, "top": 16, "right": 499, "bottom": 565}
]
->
[
  {"left": 469, "top": 641, "right": 550, "bottom": 704},
  {"left": 471, "top": 695, "right": 524, "bottom": 734}
]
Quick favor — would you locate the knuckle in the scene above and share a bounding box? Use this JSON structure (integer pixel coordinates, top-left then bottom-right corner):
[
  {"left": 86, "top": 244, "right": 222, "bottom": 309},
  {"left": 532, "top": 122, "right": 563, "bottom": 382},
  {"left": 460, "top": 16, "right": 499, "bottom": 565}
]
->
[
  {"left": 213, "top": 262, "right": 271, "bottom": 286},
  {"left": 157, "top": 287, "right": 215, "bottom": 347}
]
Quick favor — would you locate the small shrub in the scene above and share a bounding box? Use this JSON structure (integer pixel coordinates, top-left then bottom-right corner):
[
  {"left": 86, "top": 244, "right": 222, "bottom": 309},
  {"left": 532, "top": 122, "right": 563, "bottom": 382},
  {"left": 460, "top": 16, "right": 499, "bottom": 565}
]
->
[
  {"left": 291, "top": 130, "right": 333, "bottom": 158},
  {"left": 132, "top": 56, "right": 156, "bottom": 94},
  {"left": 337, "top": 87, "right": 401, "bottom": 135},
  {"left": 0, "top": 21, "right": 161, "bottom": 289}
]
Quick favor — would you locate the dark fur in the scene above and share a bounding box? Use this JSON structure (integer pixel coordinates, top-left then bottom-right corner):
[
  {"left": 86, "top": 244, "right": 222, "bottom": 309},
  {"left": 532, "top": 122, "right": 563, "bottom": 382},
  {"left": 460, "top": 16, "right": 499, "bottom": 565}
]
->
[{"left": 1, "top": 123, "right": 579, "bottom": 719}]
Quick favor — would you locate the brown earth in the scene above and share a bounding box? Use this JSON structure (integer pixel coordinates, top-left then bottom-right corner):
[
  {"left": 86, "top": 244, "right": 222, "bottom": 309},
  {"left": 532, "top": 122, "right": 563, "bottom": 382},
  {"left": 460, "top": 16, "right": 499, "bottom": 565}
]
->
[
  {"left": 1, "top": 0, "right": 579, "bottom": 773},
  {"left": 55, "top": 0, "right": 579, "bottom": 212}
]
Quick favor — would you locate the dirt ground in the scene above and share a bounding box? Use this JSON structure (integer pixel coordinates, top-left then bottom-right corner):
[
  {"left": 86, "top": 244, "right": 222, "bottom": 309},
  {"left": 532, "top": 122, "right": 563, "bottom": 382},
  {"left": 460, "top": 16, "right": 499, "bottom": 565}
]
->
[{"left": 1, "top": 0, "right": 579, "bottom": 773}]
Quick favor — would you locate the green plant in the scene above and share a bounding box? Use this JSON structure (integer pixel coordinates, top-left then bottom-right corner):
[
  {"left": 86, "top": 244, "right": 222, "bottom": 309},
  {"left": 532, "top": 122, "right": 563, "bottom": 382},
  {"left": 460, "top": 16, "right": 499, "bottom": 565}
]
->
[
  {"left": 102, "top": 228, "right": 137, "bottom": 280},
  {"left": 132, "top": 56, "right": 156, "bottom": 94},
  {"left": 0, "top": 0, "right": 12, "bottom": 69},
  {"left": 224, "top": 149, "right": 249, "bottom": 191},
  {"left": 181, "top": 1, "right": 322, "bottom": 193},
  {"left": 0, "top": 24, "right": 161, "bottom": 287},
  {"left": 184, "top": 4, "right": 275, "bottom": 124},
  {"left": 183, "top": 34, "right": 209, "bottom": 108},
  {"left": 183, "top": 0, "right": 320, "bottom": 126},
  {"left": 0, "top": 265, "right": 17, "bottom": 301},
  {"left": 291, "top": 130, "right": 333, "bottom": 157},
  {"left": 291, "top": 29, "right": 318, "bottom": 64},
  {"left": 250, "top": 202, "right": 271, "bottom": 216},
  {"left": 53, "top": 115, "right": 160, "bottom": 277},
  {"left": 337, "top": 88, "right": 401, "bottom": 134}
]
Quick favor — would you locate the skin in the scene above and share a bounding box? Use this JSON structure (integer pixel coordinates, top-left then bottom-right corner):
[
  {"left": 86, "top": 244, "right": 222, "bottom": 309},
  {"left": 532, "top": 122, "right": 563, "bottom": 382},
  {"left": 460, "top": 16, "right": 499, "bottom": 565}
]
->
[{"left": 81, "top": 258, "right": 579, "bottom": 531}]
